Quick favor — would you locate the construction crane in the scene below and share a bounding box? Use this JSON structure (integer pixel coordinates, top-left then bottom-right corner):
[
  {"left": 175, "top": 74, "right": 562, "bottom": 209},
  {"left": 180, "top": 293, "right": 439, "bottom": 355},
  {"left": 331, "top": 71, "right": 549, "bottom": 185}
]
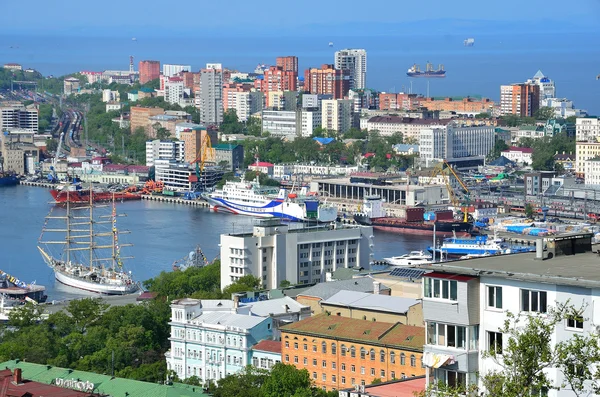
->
[
  {"left": 428, "top": 160, "right": 471, "bottom": 222},
  {"left": 187, "top": 134, "right": 216, "bottom": 198},
  {"left": 48, "top": 131, "right": 64, "bottom": 183}
]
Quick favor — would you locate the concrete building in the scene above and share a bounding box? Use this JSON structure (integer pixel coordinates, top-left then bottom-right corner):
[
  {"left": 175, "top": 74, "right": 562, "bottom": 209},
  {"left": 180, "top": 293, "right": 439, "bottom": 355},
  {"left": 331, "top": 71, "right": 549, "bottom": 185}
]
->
[
  {"left": 166, "top": 298, "right": 272, "bottom": 383},
  {"left": 179, "top": 126, "right": 218, "bottom": 164},
  {"left": 542, "top": 98, "right": 587, "bottom": 119},
  {"left": 583, "top": 157, "right": 600, "bottom": 186},
  {"left": 156, "top": 163, "right": 223, "bottom": 192},
  {"left": 163, "top": 64, "right": 191, "bottom": 77},
  {"left": 262, "top": 60, "right": 297, "bottom": 106},
  {"left": 379, "top": 93, "right": 422, "bottom": 111},
  {"left": 266, "top": 91, "right": 285, "bottom": 110},
  {"left": 130, "top": 106, "right": 165, "bottom": 134},
  {"left": 298, "top": 109, "right": 322, "bottom": 137},
  {"left": 365, "top": 116, "right": 453, "bottom": 140},
  {"left": 145, "top": 139, "right": 185, "bottom": 167},
  {"left": 304, "top": 64, "right": 351, "bottom": 99},
  {"left": 200, "top": 64, "right": 223, "bottom": 126},
  {"left": 0, "top": 104, "right": 39, "bottom": 132},
  {"left": 524, "top": 171, "right": 556, "bottom": 195},
  {"left": 348, "top": 89, "right": 378, "bottom": 112},
  {"left": 251, "top": 340, "right": 282, "bottom": 371},
  {"left": 419, "top": 125, "right": 495, "bottom": 168},
  {"left": 148, "top": 114, "right": 189, "bottom": 139},
  {"left": 164, "top": 77, "right": 186, "bottom": 105},
  {"left": 334, "top": 49, "right": 367, "bottom": 90},
  {"left": 213, "top": 143, "right": 244, "bottom": 171},
  {"left": 526, "top": 69, "right": 556, "bottom": 102},
  {"left": 101, "top": 89, "right": 120, "bottom": 103},
  {"left": 420, "top": 233, "right": 600, "bottom": 397},
  {"left": 0, "top": 129, "right": 39, "bottom": 174},
  {"left": 575, "top": 117, "right": 600, "bottom": 142},
  {"left": 499, "top": 83, "right": 540, "bottom": 117},
  {"left": 262, "top": 110, "right": 297, "bottom": 137},
  {"left": 63, "top": 77, "right": 80, "bottom": 95},
  {"left": 575, "top": 141, "right": 600, "bottom": 177},
  {"left": 319, "top": 290, "right": 423, "bottom": 326},
  {"left": 500, "top": 146, "right": 533, "bottom": 164},
  {"left": 3, "top": 63, "right": 22, "bottom": 71},
  {"left": 273, "top": 163, "right": 361, "bottom": 179},
  {"left": 247, "top": 161, "right": 274, "bottom": 176},
  {"left": 223, "top": 83, "right": 255, "bottom": 121},
  {"left": 281, "top": 314, "right": 425, "bottom": 391},
  {"left": 138, "top": 60, "right": 160, "bottom": 84},
  {"left": 417, "top": 97, "right": 495, "bottom": 115},
  {"left": 321, "top": 99, "right": 353, "bottom": 134},
  {"left": 276, "top": 56, "right": 298, "bottom": 74},
  {"left": 219, "top": 219, "right": 374, "bottom": 291}
]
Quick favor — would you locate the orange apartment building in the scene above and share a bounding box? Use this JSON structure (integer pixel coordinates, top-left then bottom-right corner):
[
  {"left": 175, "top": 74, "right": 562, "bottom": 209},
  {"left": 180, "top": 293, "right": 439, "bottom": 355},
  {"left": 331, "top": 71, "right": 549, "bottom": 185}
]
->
[
  {"left": 281, "top": 314, "right": 425, "bottom": 391},
  {"left": 130, "top": 106, "right": 165, "bottom": 134},
  {"left": 379, "top": 93, "right": 421, "bottom": 111},
  {"left": 304, "top": 64, "right": 350, "bottom": 99},
  {"left": 180, "top": 127, "right": 218, "bottom": 164},
  {"left": 276, "top": 55, "right": 298, "bottom": 74},
  {"left": 261, "top": 66, "right": 297, "bottom": 107},
  {"left": 418, "top": 97, "right": 495, "bottom": 113},
  {"left": 500, "top": 83, "right": 540, "bottom": 117},
  {"left": 139, "top": 60, "right": 160, "bottom": 84}
]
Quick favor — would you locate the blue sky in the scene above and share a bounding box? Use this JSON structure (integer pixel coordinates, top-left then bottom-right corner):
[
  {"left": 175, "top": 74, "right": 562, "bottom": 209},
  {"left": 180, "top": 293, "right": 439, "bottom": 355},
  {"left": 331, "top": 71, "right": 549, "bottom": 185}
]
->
[{"left": 0, "top": 0, "right": 598, "bottom": 34}]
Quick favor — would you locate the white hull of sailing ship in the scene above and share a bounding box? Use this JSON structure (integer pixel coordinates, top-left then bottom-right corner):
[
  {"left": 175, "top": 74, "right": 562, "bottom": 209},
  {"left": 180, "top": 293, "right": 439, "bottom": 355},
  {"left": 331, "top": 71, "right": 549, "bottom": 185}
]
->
[{"left": 38, "top": 247, "right": 138, "bottom": 295}]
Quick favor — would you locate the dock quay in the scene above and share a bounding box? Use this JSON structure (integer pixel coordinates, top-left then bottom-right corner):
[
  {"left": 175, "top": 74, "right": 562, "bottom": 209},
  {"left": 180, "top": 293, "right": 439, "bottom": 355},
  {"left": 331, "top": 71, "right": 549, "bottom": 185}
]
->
[
  {"left": 41, "top": 293, "right": 142, "bottom": 316},
  {"left": 19, "top": 181, "right": 55, "bottom": 188},
  {"left": 140, "top": 194, "right": 210, "bottom": 207}
]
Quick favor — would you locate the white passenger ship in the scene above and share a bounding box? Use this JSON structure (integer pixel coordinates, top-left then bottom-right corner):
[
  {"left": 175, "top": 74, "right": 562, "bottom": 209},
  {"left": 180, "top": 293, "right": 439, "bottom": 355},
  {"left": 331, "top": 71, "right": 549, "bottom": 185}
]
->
[{"left": 202, "top": 176, "right": 338, "bottom": 222}]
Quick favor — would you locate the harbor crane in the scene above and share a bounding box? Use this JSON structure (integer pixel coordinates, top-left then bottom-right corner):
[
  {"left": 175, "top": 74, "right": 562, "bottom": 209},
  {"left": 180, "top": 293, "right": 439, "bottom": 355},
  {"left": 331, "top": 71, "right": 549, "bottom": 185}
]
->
[{"left": 428, "top": 160, "right": 471, "bottom": 222}]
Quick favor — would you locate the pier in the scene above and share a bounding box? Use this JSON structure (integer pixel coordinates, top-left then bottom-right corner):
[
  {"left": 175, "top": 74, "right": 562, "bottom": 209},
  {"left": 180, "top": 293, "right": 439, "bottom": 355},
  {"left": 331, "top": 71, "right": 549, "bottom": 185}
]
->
[
  {"left": 19, "top": 181, "right": 55, "bottom": 188},
  {"left": 140, "top": 194, "right": 210, "bottom": 207}
]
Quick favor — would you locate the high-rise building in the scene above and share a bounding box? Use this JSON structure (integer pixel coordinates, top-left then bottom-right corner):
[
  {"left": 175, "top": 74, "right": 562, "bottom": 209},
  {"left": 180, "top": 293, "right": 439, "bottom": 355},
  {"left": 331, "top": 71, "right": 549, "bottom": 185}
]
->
[
  {"left": 145, "top": 139, "right": 185, "bottom": 167},
  {"left": 199, "top": 64, "right": 224, "bottom": 126},
  {"left": 276, "top": 56, "right": 298, "bottom": 73},
  {"left": 0, "top": 105, "right": 39, "bottom": 132},
  {"left": 304, "top": 65, "right": 350, "bottom": 99},
  {"left": 527, "top": 70, "right": 556, "bottom": 102},
  {"left": 162, "top": 64, "right": 191, "bottom": 78},
  {"left": 179, "top": 127, "right": 218, "bottom": 164},
  {"left": 139, "top": 60, "right": 160, "bottom": 84},
  {"left": 262, "top": 65, "right": 297, "bottom": 107},
  {"left": 321, "top": 99, "right": 353, "bottom": 133},
  {"left": 164, "top": 77, "right": 185, "bottom": 105},
  {"left": 500, "top": 83, "right": 540, "bottom": 117},
  {"left": 334, "top": 49, "right": 367, "bottom": 90}
]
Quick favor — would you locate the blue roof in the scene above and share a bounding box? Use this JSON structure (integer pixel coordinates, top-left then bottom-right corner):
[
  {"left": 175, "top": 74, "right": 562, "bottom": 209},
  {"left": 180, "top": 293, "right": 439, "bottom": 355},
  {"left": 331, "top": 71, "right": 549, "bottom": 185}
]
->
[{"left": 313, "top": 137, "right": 335, "bottom": 145}]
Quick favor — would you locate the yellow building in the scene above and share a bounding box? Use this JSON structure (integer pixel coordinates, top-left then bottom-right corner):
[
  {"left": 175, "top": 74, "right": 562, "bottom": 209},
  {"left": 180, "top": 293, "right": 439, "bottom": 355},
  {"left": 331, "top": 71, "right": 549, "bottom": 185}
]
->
[
  {"left": 281, "top": 313, "right": 425, "bottom": 391},
  {"left": 576, "top": 142, "right": 600, "bottom": 176}
]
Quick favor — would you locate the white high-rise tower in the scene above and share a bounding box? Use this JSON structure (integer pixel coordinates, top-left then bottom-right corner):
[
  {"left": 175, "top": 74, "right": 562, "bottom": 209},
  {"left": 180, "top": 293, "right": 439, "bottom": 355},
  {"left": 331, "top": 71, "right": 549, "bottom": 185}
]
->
[{"left": 334, "top": 49, "right": 367, "bottom": 90}]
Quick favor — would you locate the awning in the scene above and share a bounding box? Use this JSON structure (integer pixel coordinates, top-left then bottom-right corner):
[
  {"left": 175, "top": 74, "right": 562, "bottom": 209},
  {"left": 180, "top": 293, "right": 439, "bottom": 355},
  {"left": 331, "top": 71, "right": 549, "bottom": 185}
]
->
[{"left": 423, "top": 352, "right": 456, "bottom": 368}]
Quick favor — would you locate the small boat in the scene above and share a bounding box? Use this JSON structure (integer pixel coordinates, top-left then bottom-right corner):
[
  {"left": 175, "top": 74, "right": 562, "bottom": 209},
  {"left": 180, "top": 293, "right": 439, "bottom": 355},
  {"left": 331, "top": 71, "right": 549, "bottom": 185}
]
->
[
  {"left": 459, "top": 252, "right": 492, "bottom": 260},
  {"left": 464, "top": 38, "right": 475, "bottom": 47},
  {"left": 384, "top": 251, "right": 433, "bottom": 267},
  {"left": 428, "top": 232, "right": 526, "bottom": 258},
  {"left": 329, "top": 42, "right": 334, "bottom": 47},
  {"left": 172, "top": 245, "right": 209, "bottom": 271}
]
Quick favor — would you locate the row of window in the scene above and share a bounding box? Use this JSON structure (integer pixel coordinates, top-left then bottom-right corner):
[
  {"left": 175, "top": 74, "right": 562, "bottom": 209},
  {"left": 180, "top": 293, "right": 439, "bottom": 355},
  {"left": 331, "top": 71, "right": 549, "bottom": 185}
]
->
[{"left": 311, "top": 372, "right": 416, "bottom": 385}]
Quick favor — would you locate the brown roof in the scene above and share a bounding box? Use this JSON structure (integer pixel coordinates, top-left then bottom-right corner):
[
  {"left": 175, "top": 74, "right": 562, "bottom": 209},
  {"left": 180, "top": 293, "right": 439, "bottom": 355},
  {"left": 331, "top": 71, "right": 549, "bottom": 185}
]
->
[
  {"left": 367, "top": 116, "right": 453, "bottom": 125},
  {"left": 281, "top": 314, "right": 424, "bottom": 351},
  {"left": 252, "top": 340, "right": 282, "bottom": 354},
  {"left": 0, "top": 369, "right": 91, "bottom": 397}
]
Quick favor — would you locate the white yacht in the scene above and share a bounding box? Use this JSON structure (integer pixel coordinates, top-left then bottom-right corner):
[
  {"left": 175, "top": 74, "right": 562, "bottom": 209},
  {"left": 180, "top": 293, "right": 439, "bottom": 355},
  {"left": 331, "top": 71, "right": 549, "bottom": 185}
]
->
[{"left": 384, "top": 251, "right": 433, "bottom": 267}]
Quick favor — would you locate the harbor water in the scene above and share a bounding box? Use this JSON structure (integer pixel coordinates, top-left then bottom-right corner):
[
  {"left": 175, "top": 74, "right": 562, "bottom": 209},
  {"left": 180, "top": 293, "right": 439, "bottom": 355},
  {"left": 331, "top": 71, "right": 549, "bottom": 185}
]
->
[{"left": 0, "top": 186, "right": 427, "bottom": 300}]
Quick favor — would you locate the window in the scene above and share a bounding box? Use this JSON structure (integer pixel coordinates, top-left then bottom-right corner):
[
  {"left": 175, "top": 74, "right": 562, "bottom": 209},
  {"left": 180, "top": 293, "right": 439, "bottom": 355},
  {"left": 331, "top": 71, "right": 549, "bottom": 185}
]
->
[
  {"left": 294, "top": 356, "right": 298, "bottom": 364},
  {"left": 410, "top": 355, "right": 416, "bottom": 367},
  {"left": 350, "top": 346, "right": 356, "bottom": 358},
  {"left": 428, "top": 322, "right": 467, "bottom": 349},
  {"left": 360, "top": 348, "right": 366, "bottom": 359},
  {"left": 341, "top": 376, "right": 346, "bottom": 384},
  {"left": 488, "top": 286, "right": 503, "bottom": 309},
  {"left": 294, "top": 342, "right": 298, "bottom": 349},
  {"left": 521, "top": 289, "right": 547, "bottom": 313},
  {"left": 285, "top": 354, "right": 289, "bottom": 362},
  {"left": 341, "top": 344, "right": 347, "bottom": 356},
  {"left": 313, "top": 372, "right": 317, "bottom": 379},
  {"left": 567, "top": 315, "right": 584, "bottom": 330},
  {"left": 370, "top": 368, "right": 375, "bottom": 376},
  {"left": 445, "top": 370, "right": 467, "bottom": 389},
  {"left": 285, "top": 341, "right": 289, "bottom": 348},
  {"left": 303, "top": 357, "right": 308, "bottom": 365},
  {"left": 313, "top": 358, "right": 317, "bottom": 366},
  {"left": 424, "top": 277, "right": 458, "bottom": 301},
  {"left": 391, "top": 371, "right": 396, "bottom": 379},
  {"left": 390, "top": 352, "right": 396, "bottom": 364},
  {"left": 351, "top": 365, "right": 356, "bottom": 373},
  {"left": 332, "top": 343, "right": 337, "bottom": 355},
  {"left": 341, "top": 363, "right": 346, "bottom": 371},
  {"left": 370, "top": 349, "right": 375, "bottom": 361},
  {"left": 322, "top": 360, "right": 326, "bottom": 368},
  {"left": 312, "top": 345, "right": 317, "bottom": 352},
  {"left": 361, "top": 367, "right": 365, "bottom": 375},
  {"left": 351, "top": 378, "right": 356, "bottom": 385},
  {"left": 332, "top": 375, "right": 337, "bottom": 383},
  {"left": 380, "top": 370, "right": 385, "bottom": 378},
  {"left": 322, "top": 342, "right": 327, "bottom": 354},
  {"left": 400, "top": 353, "right": 406, "bottom": 365},
  {"left": 322, "top": 373, "right": 326, "bottom": 381},
  {"left": 380, "top": 350, "right": 385, "bottom": 362},
  {"left": 332, "top": 362, "right": 336, "bottom": 370},
  {"left": 303, "top": 344, "right": 308, "bottom": 351},
  {"left": 488, "top": 331, "right": 503, "bottom": 354}
]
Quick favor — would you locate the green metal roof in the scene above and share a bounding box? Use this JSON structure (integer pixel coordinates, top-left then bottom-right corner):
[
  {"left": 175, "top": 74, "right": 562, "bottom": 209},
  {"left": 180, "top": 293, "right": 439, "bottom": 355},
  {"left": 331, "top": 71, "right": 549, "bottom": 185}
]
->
[
  {"left": 213, "top": 143, "right": 240, "bottom": 150},
  {"left": 0, "top": 360, "right": 208, "bottom": 397}
]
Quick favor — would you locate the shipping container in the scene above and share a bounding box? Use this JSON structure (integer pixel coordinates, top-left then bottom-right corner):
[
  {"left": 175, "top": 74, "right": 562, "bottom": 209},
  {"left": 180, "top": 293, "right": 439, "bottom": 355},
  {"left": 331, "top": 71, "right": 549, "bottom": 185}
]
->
[
  {"left": 435, "top": 210, "right": 454, "bottom": 221},
  {"left": 406, "top": 207, "right": 425, "bottom": 222}
]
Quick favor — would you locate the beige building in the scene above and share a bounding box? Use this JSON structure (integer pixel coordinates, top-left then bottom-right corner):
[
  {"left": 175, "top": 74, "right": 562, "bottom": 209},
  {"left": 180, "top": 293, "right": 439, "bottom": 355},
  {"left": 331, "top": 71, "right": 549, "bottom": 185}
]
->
[
  {"left": 321, "top": 99, "right": 353, "bottom": 134},
  {"left": 63, "top": 77, "right": 80, "bottom": 95},
  {"left": 179, "top": 127, "right": 217, "bottom": 164},
  {"left": 576, "top": 142, "right": 600, "bottom": 176},
  {"left": 0, "top": 129, "right": 39, "bottom": 174},
  {"left": 1, "top": 104, "right": 39, "bottom": 132},
  {"left": 130, "top": 106, "right": 165, "bottom": 134},
  {"left": 319, "top": 290, "right": 423, "bottom": 326},
  {"left": 576, "top": 117, "right": 600, "bottom": 142}
]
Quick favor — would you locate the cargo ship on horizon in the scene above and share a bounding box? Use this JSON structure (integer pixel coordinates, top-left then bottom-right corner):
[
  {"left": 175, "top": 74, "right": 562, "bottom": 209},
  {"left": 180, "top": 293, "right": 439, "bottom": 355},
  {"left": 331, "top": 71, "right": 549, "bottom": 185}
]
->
[
  {"left": 407, "top": 63, "right": 446, "bottom": 78},
  {"left": 353, "top": 196, "right": 472, "bottom": 236}
]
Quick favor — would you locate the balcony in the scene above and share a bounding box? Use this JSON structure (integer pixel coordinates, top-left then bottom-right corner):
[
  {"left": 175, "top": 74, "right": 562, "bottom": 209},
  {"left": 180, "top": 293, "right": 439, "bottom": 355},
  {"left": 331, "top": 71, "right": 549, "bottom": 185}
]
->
[{"left": 423, "top": 346, "right": 478, "bottom": 374}]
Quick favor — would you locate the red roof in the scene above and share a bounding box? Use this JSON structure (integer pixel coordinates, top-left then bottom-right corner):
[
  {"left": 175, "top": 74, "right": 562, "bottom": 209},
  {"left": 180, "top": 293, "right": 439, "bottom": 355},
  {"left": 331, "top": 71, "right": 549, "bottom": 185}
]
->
[
  {"left": 250, "top": 162, "right": 274, "bottom": 167},
  {"left": 363, "top": 152, "right": 375, "bottom": 158},
  {"left": 168, "top": 77, "right": 183, "bottom": 82},
  {"left": 252, "top": 339, "right": 282, "bottom": 354},
  {"left": 426, "top": 271, "right": 476, "bottom": 282},
  {"left": 0, "top": 369, "right": 91, "bottom": 397},
  {"left": 347, "top": 377, "right": 426, "bottom": 397},
  {"left": 502, "top": 146, "right": 533, "bottom": 154}
]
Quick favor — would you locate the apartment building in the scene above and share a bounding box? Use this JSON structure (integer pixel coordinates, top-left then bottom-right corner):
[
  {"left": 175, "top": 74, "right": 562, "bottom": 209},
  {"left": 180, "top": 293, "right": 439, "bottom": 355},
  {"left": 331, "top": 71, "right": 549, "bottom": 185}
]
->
[
  {"left": 213, "top": 143, "right": 244, "bottom": 171},
  {"left": 200, "top": 64, "right": 224, "bottom": 125},
  {"left": 334, "top": 49, "right": 367, "bottom": 90},
  {"left": 219, "top": 219, "right": 374, "bottom": 291},
  {"left": 262, "top": 110, "right": 297, "bottom": 137},
  {"left": 273, "top": 163, "right": 360, "bottom": 179},
  {"left": 178, "top": 126, "right": 218, "bottom": 164},
  {"left": 575, "top": 117, "right": 600, "bottom": 142},
  {"left": 499, "top": 83, "right": 540, "bottom": 117},
  {"left": 281, "top": 314, "right": 425, "bottom": 391},
  {"left": 63, "top": 77, "right": 80, "bottom": 95},
  {"left": 365, "top": 116, "right": 452, "bottom": 140},
  {"left": 130, "top": 106, "right": 165, "bottom": 134},
  {"left": 421, "top": 233, "right": 598, "bottom": 397},
  {"left": 378, "top": 93, "right": 421, "bottom": 111},
  {"left": 298, "top": 109, "right": 322, "bottom": 137},
  {"left": 418, "top": 97, "right": 495, "bottom": 115},
  {"left": 145, "top": 139, "right": 185, "bottom": 167},
  {"left": 0, "top": 104, "right": 39, "bottom": 132},
  {"left": 223, "top": 83, "right": 254, "bottom": 121},
  {"left": 0, "top": 129, "right": 39, "bottom": 174},
  {"left": 321, "top": 99, "right": 353, "bottom": 134},
  {"left": 164, "top": 77, "right": 186, "bottom": 105},
  {"left": 304, "top": 64, "right": 351, "bottom": 99},
  {"left": 526, "top": 70, "right": 556, "bottom": 103},
  {"left": 163, "top": 64, "right": 191, "bottom": 77},
  {"left": 575, "top": 141, "right": 600, "bottom": 177},
  {"left": 138, "top": 60, "right": 160, "bottom": 84},
  {"left": 419, "top": 125, "right": 495, "bottom": 168}
]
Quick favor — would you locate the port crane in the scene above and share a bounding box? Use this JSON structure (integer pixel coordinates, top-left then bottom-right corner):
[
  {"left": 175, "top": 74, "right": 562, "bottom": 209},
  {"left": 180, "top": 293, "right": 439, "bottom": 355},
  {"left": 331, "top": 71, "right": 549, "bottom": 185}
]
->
[{"left": 428, "top": 160, "right": 471, "bottom": 222}]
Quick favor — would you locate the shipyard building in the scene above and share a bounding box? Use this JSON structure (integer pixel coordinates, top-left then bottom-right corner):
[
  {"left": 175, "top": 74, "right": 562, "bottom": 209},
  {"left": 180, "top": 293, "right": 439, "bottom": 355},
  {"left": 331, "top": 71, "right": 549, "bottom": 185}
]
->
[{"left": 220, "top": 219, "right": 374, "bottom": 290}]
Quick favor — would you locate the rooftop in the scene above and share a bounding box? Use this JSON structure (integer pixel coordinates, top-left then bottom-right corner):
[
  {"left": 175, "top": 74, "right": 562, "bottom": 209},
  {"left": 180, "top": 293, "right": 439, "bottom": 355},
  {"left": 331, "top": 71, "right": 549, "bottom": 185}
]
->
[
  {"left": 191, "top": 311, "right": 269, "bottom": 329},
  {"left": 339, "top": 376, "right": 426, "bottom": 397},
  {"left": 297, "top": 277, "right": 390, "bottom": 301},
  {"left": 249, "top": 161, "right": 274, "bottom": 167},
  {"left": 244, "top": 296, "right": 308, "bottom": 317},
  {"left": 502, "top": 146, "right": 534, "bottom": 154},
  {"left": 417, "top": 234, "right": 600, "bottom": 289},
  {"left": 368, "top": 116, "right": 453, "bottom": 125},
  {"left": 213, "top": 143, "right": 241, "bottom": 150},
  {"left": 321, "top": 290, "right": 419, "bottom": 314},
  {"left": 281, "top": 313, "right": 424, "bottom": 350},
  {"left": 252, "top": 339, "right": 282, "bottom": 354}
]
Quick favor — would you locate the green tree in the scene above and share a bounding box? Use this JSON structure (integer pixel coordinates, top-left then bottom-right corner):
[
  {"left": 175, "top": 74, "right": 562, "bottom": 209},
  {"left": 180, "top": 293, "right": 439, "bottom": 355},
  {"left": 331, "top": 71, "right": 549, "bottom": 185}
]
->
[
  {"left": 475, "top": 112, "right": 492, "bottom": 119},
  {"left": 342, "top": 128, "right": 368, "bottom": 139},
  {"left": 524, "top": 203, "right": 535, "bottom": 218},
  {"left": 45, "top": 138, "right": 58, "bottom": 153},
  {"left": 279, "top": 280, "right": 291, "bottom": 288},
  {"left": 260, "top": 363, "right": 314, "bottom": 397},
  {"left": 246, "top": 116, "right": 262, "bottom": 137},
  {"left": 65, "top": 298, "right": 109, "bottom": 333},
  {"left": 487, "top": 137, "right": 509, "bottom": 161},
  {"left": 370, "top": 378, "right": 382, "bottom": 385},
  {"left": 534, "top": 106, "right": 556, "bottom": 121},
  {"left": 221, "top": 109, "right": 244, "bottom": 134},
  {"left": 211, "top": 365, "right": 268, "bottom": 397},
  {"left": 7, "top": 302, "right": 44, "bottom": 328},
  {"left": 385, "top": 132, "right": 404, "bottom": 146}
]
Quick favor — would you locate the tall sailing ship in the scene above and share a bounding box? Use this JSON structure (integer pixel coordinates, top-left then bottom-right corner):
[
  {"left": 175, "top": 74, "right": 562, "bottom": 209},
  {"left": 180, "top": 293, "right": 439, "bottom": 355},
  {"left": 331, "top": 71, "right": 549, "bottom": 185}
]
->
[{"left": 38, "top": 190, "right": 139, "bottom": 295}]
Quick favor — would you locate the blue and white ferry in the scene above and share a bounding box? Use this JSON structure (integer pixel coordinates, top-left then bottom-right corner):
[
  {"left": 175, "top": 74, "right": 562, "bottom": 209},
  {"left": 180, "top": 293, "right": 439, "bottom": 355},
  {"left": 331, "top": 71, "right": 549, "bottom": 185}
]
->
[
  {"left": 428, "top": 233, "right": 511, "bottom": 257},
  {"left": 201, "top": 176, "right": 338, "bottom": 222}
]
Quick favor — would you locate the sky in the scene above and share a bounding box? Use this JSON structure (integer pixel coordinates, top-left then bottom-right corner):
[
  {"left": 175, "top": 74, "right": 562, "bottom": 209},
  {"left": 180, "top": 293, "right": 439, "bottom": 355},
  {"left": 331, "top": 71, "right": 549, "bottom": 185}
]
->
[{"left": 0, "top": 0, "right": 598, "bottom": 35}]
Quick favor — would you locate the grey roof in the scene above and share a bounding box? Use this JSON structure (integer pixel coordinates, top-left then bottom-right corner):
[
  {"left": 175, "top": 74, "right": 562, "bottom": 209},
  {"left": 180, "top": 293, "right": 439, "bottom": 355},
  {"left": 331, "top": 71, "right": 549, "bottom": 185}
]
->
[
  {"left": 192, "top": 311, "right": 268, "bottom": 329},
  {"left": 244, "top": 297, "right": 308, "bottom": 316},
  {"left": 322, "top": 290, "right": 419, "bottom": 314},
  {"left": 298, "top": 277, "right": 390, "bottom": 301},
  {"left": 171, "top": 298, "right": 235, "bottom": 310},
  {"left": 416, "top": 249, "right": 600, "bottom": 289}
]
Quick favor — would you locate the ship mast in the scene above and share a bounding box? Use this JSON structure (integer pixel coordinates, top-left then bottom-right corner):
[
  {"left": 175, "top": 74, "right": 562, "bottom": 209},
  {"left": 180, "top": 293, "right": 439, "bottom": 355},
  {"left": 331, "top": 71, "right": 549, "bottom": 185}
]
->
[
  {"left": 66, "top": 190, "right": 71, "bottom": 265},
  {"left": 112, "top": 193, "right": 116, "bottom": 271},
  {"left": 89, "top": 185, "right": 94, "bottom": 272}
]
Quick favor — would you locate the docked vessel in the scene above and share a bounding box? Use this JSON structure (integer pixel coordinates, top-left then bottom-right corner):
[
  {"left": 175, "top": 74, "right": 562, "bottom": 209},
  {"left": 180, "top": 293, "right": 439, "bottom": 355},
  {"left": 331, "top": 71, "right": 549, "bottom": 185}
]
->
[
  {"left": 354, "top": 196, "right": 472, "bottom": 236},
  {"left": 407, "top": 63, "right": 446, "bottom": 78},
  {"left": 38, "top": 190, "right": 139, "bottom": 295},
  {"left": 202, "top": 176, "right": 338, "bottom": 222},
  {"left": 0, "top": 270, "right": 47, "bottom": 303},
  {"left": 384, "top": 251, "right": 433, "bottom": 267},
  {"left": 0, "top": 173, "right": 19, "bottom": 187},
  {"left": 50, "top": 183, "right": 141, "bottom": 204},
  {"left": 428, "top": 232, "right": 534, "bottom": 258},
  {"left": 172, "top": 245, "right": 209, "bottom": 271}
]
